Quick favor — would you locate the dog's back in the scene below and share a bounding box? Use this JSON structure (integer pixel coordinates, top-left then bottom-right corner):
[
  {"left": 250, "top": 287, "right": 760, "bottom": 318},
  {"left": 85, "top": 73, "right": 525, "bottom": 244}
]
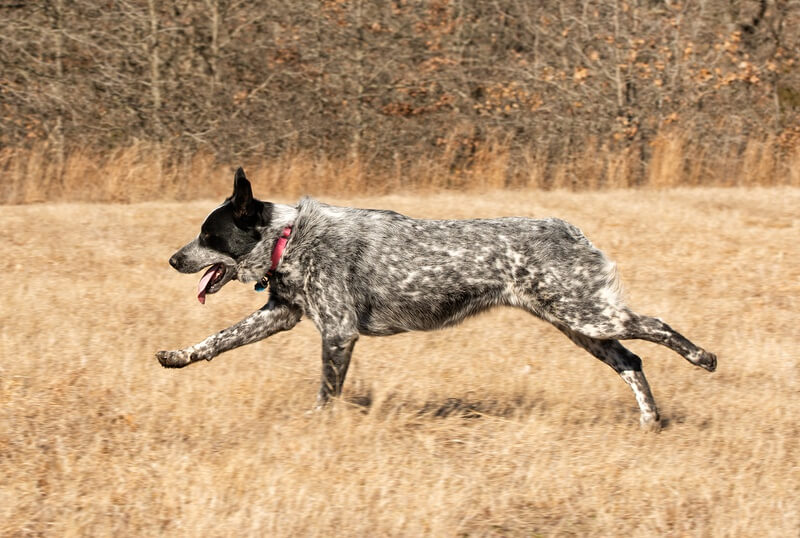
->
[{"left": 280, "top": 198, "right": 618, "bottom": 336}]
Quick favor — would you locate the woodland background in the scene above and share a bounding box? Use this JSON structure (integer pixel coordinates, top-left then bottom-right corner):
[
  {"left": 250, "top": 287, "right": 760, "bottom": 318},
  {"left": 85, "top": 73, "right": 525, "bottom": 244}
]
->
[
  {"left": 2, "top": 4, "right": 799, "bottom": 535},
  {"left": 2, "top": 0, "right": 800, "bottom": 201}
]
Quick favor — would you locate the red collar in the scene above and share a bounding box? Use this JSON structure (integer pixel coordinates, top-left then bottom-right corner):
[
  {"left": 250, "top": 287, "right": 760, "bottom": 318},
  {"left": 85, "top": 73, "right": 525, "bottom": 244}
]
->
[
  {"left": 270, "top": 226, "right": 292, "bottom": 273},
  {"left": 255, "top": 226, "right": 292, "bottom": 291}
]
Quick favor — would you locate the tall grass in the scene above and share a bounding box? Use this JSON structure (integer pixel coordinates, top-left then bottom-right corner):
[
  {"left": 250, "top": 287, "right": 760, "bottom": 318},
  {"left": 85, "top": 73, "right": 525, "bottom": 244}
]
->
[{"left": 1, "top": 131, "right": 798, "bottom": 203}]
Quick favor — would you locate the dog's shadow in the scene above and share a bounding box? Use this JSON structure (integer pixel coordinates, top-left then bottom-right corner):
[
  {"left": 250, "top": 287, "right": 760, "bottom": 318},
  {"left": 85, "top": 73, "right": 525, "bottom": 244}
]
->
[
  {"left": 344, "top": 392, "right": 677, "bottom": 430},
  {"left": 344, "top": 391, "right": 546, "bottom": 421}
]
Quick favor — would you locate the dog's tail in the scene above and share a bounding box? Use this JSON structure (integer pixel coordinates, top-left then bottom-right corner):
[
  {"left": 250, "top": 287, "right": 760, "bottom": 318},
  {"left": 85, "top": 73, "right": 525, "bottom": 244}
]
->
[{"left": 599, "top": 256, "right": 626, "bottom": 307}]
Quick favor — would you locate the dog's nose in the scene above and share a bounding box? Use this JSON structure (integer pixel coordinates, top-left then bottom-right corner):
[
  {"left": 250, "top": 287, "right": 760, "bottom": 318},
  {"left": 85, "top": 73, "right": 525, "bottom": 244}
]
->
[{"left": 169, "top": 255, "right": 179, "bottom": 269}]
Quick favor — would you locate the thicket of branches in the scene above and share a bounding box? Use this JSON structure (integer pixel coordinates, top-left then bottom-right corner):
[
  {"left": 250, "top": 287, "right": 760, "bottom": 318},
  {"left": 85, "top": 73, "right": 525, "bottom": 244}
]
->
[{"left": 2, "top": 0, "right": 799, "bottom": 189}]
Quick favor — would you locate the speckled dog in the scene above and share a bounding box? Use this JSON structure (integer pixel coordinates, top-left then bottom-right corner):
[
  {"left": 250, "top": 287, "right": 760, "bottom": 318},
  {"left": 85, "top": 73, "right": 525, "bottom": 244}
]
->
[{"left": 156, "top": 168, "right": 716, "bottom": 429}]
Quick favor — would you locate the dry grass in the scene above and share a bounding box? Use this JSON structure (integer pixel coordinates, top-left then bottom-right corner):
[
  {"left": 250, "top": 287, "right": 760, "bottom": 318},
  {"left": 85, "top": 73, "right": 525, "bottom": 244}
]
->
[
  {"left": 2, "top": 133, "right": 799, "bottom": 204},
  {"left": 1, "top": 188, "right": 799, "bottom": 536}
]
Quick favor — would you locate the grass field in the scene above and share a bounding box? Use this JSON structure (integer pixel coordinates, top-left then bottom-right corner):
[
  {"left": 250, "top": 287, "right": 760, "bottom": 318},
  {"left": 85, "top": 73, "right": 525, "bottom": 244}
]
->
[{"left": 1, "top": 188, "right": 798, "bottom": 536}]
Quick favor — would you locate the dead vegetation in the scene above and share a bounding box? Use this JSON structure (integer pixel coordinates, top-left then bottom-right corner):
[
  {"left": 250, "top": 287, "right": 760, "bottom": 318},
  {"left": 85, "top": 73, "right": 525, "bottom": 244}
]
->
[
  {"left": 1, "top": 188, "right": 798, "bottom": 536},
  {"left": 2, "top": 1, "right": 800, "bottom": 202},
  {"left": 2, "top": 135, "right": 799, "bottom": 204}
]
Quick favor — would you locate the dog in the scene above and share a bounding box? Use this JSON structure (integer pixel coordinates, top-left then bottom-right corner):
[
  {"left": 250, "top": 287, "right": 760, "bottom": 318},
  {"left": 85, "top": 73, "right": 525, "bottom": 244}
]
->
[{"left": 156, "top": 168, "right": 716, "bottom": 429}]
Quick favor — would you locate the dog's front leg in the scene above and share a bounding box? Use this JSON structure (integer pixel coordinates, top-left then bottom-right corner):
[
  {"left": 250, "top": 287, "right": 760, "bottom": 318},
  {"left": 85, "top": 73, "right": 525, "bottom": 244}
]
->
[
  {"left": 156, "top": 299, "right": 302, "bottom": 368},
  {"left": 316, "top": 333, "right": 359, "bottom": 408}
]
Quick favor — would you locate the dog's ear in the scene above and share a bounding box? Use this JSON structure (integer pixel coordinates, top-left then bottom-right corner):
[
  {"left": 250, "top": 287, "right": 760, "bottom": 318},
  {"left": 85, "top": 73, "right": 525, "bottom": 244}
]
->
[{"left": 232, "top": 167, "right": 255, "bottom": 218}]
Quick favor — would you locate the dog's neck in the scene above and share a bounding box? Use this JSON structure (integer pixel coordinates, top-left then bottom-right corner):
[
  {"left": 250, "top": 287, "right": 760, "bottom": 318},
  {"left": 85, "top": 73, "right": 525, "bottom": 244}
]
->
[
  {"left": 264, "top": 203, "right": 297, "bottom": 234},
  {"left": 249, "top": 203, "right": 298, "bottom": 289}
]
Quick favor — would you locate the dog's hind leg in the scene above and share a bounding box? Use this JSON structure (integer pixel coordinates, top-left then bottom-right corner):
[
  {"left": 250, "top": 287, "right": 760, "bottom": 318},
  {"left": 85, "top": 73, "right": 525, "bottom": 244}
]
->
[
  {"left": 156, "top": 298, "right": 302, "bottom": 368},
  {"left": 534, "top": 275, "right": 717, "bottom": 372},
  {"left": 616, "top": 314, "right": 717, "bottom": 372},
  {"left": 557, "top": 326, "right": 661, "bottom": 430},
  {"left": 561, "top": 305, "right": 717, "bottom": 372},
  {"left": 316, "top": 333, "right": 359, "bottom": 408}
]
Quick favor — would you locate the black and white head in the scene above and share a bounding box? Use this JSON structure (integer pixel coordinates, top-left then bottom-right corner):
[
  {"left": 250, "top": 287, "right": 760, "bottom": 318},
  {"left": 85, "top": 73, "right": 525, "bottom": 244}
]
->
[{"left": 168, "top": 168, "right": 274, "bottom": 303}]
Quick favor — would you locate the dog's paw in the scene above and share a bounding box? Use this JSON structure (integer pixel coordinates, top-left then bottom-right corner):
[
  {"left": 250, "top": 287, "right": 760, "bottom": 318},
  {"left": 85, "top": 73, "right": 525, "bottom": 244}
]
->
[
  {"left": 696, "top": 351, "right": 717, "bottom": 372},
  {"left": 156, "top": 349, "right": 193, "bottom": 368},
  {"left": 640, "top": 415, "right": 663, "bottom": 433}
]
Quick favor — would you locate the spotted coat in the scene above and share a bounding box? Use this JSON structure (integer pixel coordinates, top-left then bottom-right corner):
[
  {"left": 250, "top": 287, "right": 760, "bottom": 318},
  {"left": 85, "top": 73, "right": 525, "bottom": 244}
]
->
[{"left": 157, "top": 169, "right": 717, "bottom": 430}]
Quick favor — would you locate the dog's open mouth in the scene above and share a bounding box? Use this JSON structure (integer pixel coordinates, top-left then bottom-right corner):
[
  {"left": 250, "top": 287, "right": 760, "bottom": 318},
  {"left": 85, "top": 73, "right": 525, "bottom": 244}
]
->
[{"left": 197, "top": 263, "right": 226, "bottom": 304}]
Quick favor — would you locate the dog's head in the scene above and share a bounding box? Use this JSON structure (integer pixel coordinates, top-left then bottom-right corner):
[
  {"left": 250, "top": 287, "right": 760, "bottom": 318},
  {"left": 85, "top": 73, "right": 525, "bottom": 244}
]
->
[{"left": 169, "top": 167, "right": 273, "bottom": 303}]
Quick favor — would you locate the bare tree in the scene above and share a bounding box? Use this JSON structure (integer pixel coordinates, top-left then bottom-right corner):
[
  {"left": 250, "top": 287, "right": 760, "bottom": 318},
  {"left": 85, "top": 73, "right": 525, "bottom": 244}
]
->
[{"left": 1, "top": 0, "right": 798, "bottom": 187}]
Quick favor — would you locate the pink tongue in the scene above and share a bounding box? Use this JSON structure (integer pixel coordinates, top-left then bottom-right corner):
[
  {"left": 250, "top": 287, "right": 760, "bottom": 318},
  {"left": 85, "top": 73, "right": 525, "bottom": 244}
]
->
[{"left": 197, "top": 266, "right": 218, "bottom": 304}]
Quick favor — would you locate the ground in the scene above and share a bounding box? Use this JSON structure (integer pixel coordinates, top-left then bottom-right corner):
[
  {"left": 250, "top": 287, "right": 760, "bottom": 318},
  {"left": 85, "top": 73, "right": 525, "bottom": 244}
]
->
[{"left": 1, "top": 188, "right": 798, "bottom": 536}]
